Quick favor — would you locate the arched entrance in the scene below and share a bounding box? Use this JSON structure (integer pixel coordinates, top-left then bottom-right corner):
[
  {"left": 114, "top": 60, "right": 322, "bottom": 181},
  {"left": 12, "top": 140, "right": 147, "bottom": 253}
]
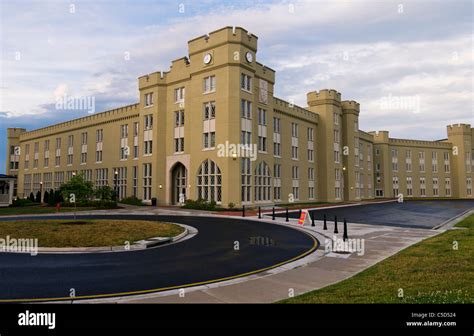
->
[{"left": 171, "top": 163, "right": 187, "bottom": 205}]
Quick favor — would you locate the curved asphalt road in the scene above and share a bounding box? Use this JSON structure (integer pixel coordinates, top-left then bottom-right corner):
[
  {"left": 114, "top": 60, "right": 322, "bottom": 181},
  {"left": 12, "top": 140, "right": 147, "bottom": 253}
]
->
[
  {"left": 0, "top": 215, "right": 317, "bottom": 302},
  {"left": 273, "top": 200, "right": 474, "bottom": 229}
]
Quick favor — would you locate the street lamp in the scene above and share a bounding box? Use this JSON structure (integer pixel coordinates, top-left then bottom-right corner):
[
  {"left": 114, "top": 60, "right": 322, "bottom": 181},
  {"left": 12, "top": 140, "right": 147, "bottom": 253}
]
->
[
  {"left": 114, "top": 170, "right": 119, "bottom": 201},
  {"left": 39, "top": 181, "right": 43, "bottom": 204}
]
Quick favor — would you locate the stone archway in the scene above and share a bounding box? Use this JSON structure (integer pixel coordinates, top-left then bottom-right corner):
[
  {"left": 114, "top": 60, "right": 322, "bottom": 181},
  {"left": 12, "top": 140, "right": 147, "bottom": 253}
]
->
[{"left": 171, "top": 162, "right": 187, "bottom": 205}]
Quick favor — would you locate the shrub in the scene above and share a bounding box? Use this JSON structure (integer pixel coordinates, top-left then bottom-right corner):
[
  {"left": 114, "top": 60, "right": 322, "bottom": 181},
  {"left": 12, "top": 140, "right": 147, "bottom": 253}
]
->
[
  {"left": 43, "top": 190, "right": 49, "bottom": 204},
  {"left": 182, "top": 199, "right": 217, "bottom": 211},
  {"left": 228, "top": 202, "right": 235, "bottom": 209},
  {"left": 29, "top": 192, "right": 35, "bottom": 202},
  {"left": 94, "top": 186, "right": 115, "bottom": 201},
  {"left": 11, "top": 198, "right": 36, "bottom": 207},
  {"left": 119, "top": 196, "right": 144, "bottom": 206},
  {"left": 61, "top": 200, "right": 118, "bottom": 209}
]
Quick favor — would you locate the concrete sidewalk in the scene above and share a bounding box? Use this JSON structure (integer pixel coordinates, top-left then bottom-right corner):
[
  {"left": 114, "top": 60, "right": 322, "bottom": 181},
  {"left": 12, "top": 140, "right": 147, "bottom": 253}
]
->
[{"left": 90, "top": 215, "right": 441, "bottom": 304}]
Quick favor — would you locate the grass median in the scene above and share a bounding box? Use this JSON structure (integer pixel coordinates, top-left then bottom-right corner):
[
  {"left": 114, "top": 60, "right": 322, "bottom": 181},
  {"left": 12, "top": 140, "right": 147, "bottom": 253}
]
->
[
  {"left": 281, "top": 214, "right": 474, "bottom": 304},
  {"left": 0, "top": 219, "right": 184, "bottom": 247}
]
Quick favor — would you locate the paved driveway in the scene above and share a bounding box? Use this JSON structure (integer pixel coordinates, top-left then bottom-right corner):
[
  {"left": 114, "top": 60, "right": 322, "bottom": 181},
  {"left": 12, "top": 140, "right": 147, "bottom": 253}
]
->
[
  {"left": 277, "top": 200, "right": 474, "bottom": 229},
  {"left": 0, "top": 214, "right": 316, "bottom": 302}
]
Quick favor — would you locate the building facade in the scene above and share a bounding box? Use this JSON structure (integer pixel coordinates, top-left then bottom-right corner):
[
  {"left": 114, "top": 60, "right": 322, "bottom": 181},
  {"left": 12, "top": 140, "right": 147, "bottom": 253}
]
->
[{"left": 6, "top": 27, "right": 474, "bottom": 206}]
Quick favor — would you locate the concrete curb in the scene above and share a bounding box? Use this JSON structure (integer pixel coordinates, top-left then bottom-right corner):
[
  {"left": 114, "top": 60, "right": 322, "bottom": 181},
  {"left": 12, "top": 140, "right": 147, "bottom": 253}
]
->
[
  {"left": 433, "top": 209, "right": 474, "bottom": 230},
  {"left": 2, "top": 223, "right": 194, "bottom": 254}
]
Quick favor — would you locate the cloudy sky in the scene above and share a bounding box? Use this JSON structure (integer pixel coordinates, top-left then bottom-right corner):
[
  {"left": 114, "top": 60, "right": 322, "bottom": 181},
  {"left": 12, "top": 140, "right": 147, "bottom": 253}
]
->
[{"left": 0, "top": 0, "right": 472, "bottom": 172}]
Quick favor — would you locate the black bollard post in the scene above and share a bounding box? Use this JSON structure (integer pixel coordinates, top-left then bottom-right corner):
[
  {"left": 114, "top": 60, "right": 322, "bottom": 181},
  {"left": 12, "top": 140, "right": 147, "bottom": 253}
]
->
[
  {"left": 311, "top": 211, "right": 315, "bottom": 227},
  {"left": 272, "top": 207, "right": 275, "bottom": 220},
  {"left": 334, "top": 215, "right": 339, "bottom": 234},
  {"left": 285, "top": 207, "right": 289, "bottom": 222},
  {"left": 258, "top": 207, "right": 262, "bottom": 219},
  {"left": 323, "top": 214, "right": 327, "bottom": 230},
  {"left": 299, "top": 209, "right": 302, "bottom": 218},
  {"left": 343, "top": 218, "right": 348, "bottom": 241},
  {"left": 242, "top": 205, "right": 245, "bottom": 217}
]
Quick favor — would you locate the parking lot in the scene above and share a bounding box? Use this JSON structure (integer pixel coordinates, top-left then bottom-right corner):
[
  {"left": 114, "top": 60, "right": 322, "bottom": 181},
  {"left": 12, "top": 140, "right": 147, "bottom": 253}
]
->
[{"left": 277, "top": 200, "right": 474, "bottom": 229}]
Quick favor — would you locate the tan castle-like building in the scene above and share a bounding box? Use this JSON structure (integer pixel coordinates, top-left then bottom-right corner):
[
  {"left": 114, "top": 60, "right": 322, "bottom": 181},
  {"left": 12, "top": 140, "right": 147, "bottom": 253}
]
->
[{"left": 6, "top": 27, "right": 474, "bottom": 206}]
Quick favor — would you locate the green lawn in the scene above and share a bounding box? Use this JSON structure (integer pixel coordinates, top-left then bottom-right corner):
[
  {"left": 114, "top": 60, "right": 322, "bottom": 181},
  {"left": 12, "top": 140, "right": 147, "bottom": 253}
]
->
[
  {"left": 281, "top": 215, "right": 474, "bottom": 304},
  {"left": 0, "top": 206, "right": 98, "bottom": 216},
  {"left": 0, "top": 219, "right": 184, "bottom": 247}
]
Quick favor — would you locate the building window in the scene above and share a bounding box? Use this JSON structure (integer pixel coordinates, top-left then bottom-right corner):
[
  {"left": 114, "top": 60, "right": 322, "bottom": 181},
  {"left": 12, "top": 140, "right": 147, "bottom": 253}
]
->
[
  {"left": 241, "top": 158, "right": 251, "bottom": 203},
  {"left": 174, "top": 138, "right": 185, "bottom": 153},
  {"left": 419, "top": 151, "right": 425, "bottom": 172},
  {"left": 144, "top": 140, "right": 153, "bottom": 155},
  {"left": 55, "top": 138, "right": 61, "bottom": 167},
  {"left": 203, "top": 102, "right": 216, "bottom": 120},
  {"left": 95, "top": 168, "right": 108, "bottom": 187},
  {"left": 203, "top": 75, "right": 216, "bottom": 93},
  {"left": 241, "top": 73, "right": 252, "bottom": 92},
  {"left": 133, "top": 123, "right": 139, "bottom": 159},
  {"left": 257, "top": 108, "right": 266, "bottom": 125},
  {"left": 174, "top": 87, "right": 185, "bottom": 103},
  {"left": 258, "top": 136, "right": 267, "bottom": 152},
  {"left": 445, "top": 178, "right": 451, "bottom": 196},
  {"left": 333, "top": 112, "right": 339, "bottom": 125},
  {"left": 432, "top": 151, "right": 438, "bottom": 173},
  {"left": 273, "top": 164, "right": 281, "bottom": 201},
  {"left": 241, "top": 99, "right": 252, "bottom": 119},
  {"left": 175, "top": 110, "right": 185, "bottom": 126},
  {"left": 391, "top": 149, "right": 398, "bottom": 171},
  {"left": 273, "top": 117, "right": 281, "bottom": 157},
  {"left": 444, "top": 152, "right": 450, "bottom": 173},
  {"left": 132, "top": 166, "right": 138, "bottom": 197},
  {"left": 420, "top": 177, "right": 426, "bottom": 196},
  {"left": 144, "top": 114, "right": 153, "bottom": 130},
  {"left": 144, "top": 92, "right": 153, "bottom": 107},
  {"left": 433, "top": 178, "right": 439, "bottom": 196},
  {"left": 406, "top": 177, "right": 413, "bottom": 196},
  {"left": 54, "top": 171, "right": 64, "bottom": 189},
  {"left": 203, "top": 132, "right": 216, "bottom": 149},
  {"left": 405, "top": 150, "right": 412, "bottom": 171},
  {"left": 143, "top": 163, "right": 152, "bottom": 201},
  {"left": 196, "top": 159, "right": 222, "bottom": 204},
  {"left": 392, "top": 176, "right": 399, "bottom": 197},
  {"left": 467, "top": 178, "right": 472, "bottom": 196},
  {"left": 114, "top": 167, "right": 127, "bottom": 200},
  {"left": 254, "top": 162, "right": 271, "bottom": 202}
]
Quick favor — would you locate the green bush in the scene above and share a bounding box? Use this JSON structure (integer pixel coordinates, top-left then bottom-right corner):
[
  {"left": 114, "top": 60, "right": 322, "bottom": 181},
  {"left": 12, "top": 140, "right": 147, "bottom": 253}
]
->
[
  {"left": 11, "top": 198, "right": 36, "bottom": 207},
  {"left": 119, "top": 196, "right": 144, "bottom": 206},
  {"left": 29, "top": 192, "right": 35, "bottom": 202},
  {"left": 182, "top": 199, "right": 217, "bottom": 211},
  {"left": 61, "top": 200, "right": 118, "bottom": 209}
]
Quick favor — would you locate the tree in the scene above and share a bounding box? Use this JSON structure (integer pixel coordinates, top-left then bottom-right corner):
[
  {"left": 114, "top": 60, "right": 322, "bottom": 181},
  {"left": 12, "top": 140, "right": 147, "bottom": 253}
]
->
[
  {"left": 48, "top": 189, "right": 56, "bottom": 206},
  {"left": 35, "top": 191, "right": 41, "bottom": 203},
  {"left": 94, "top": 185, "right": 114, "bottom": 201},
  {"left": 43, "top": 190, "right": 49, "bottom": 204},
  {"left": 59, "top": 173, "right": 94, "bottom": 203},
  {"left": 29, "top": 192, "right": 35, "bottom": 202}
]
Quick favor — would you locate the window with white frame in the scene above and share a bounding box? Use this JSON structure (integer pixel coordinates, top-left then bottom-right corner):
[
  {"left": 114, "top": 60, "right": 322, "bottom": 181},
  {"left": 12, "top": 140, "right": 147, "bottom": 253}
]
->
[
  {"left": 144, "top": 114, "right": 153, "bottom": 130},
  {"left": 254, "top": 162, "right": 271, "bottom": 202},
  {"left": 241, "top": 158, "right": 251, "bottom": 203},
  {"left": 445, "top": 177, "right": 451, "bottom": 196},
  {"left": 432, "top": 177, "right": 439, "bottom": 196},
  {"left": 420, "top": 177, "right": 426, "bottom": 196},
  {"left": 196, "top": 159, "right": 222, "bottom": 204},
  {"left": 406, "top": 176, "right": 413, "bottom": 196},
  {"left": 174, "top": 87, "right": 185, "bottom": 103},
  {"left": 203, "top": 131, "right": 215, "bottom": 149},
  {"left": 67, "top": 135, "right": 73, "bottom": 165},
  {"left": 432, "top": 151, "right": 438, "bottom": 173},
  {"left": 241, "top": 99, "right": 252, "bottom": 119},
  {"left": 419, "top": 151, "right": 425, "bottom": 172},
  {"left": 55, "top": 138, "right": 61, "bottom": 167},
  {"left": 405, "top": 150, "right": 412, "bottom": 171},
  {"left": 273, "top": 117, "right": 281, "bottom": 157},
  {"left": 467, "top": 177, "right": 472, "bottom": 196},
  {"left": 142, "top": 163, "right": 152, "bottom": 201},
  {"left": 144, "top": 92, "right": 153, "bottom": 107},
  {"left": 95, "top": 168, "right": 108, "bottom": 187},
  {"left": 391, "top": 149, "right": 398, "bottom": 171},
  {"left": 444, "top": 152, "right": 450, "bottom": 173},
  {"left": 43, "top": 140, "right": 49, "bottom": 168},
  {"left": 203, "top": 75, "right": 216, "bottom": 93},
  {"left": 241, "top": 73, "right": 252, "bottom": 92},
  {"left": 273, "top": 163, "right": 281, "bottom": 201},
  {"left": 203, "top": 101, "right": 216, "bottom": 120},
  {"left": 392, "top": 176, "right": 399, "bottom": 197}
]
